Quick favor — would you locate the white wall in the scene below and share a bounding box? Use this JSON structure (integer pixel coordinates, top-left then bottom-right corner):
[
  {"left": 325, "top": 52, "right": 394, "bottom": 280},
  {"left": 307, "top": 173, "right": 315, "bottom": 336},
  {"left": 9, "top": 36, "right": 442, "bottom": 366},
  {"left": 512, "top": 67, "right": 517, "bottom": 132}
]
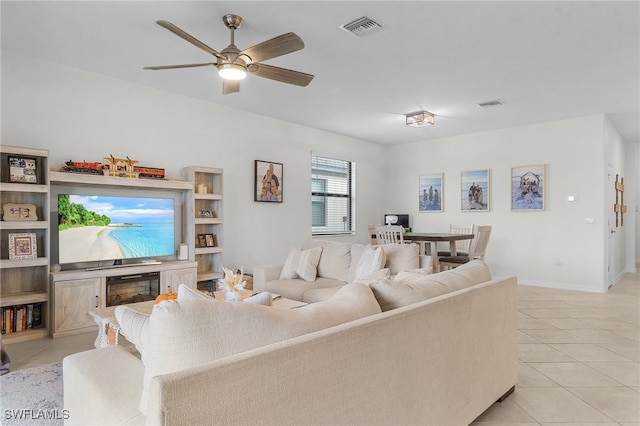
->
[
  {"left": 1, "top": 52, "right": 388, "bottom": 271},
  {"left": 2, "top": 51, "right": 636, "bottom": 290},
  {"left": 385, "top": 116, "right": 631, "bottom": 292}
]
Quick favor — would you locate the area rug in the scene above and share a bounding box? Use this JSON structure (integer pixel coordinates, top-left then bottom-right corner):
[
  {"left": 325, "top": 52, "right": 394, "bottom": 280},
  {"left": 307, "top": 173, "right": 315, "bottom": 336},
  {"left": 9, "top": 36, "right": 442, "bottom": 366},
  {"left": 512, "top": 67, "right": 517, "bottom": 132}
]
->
[{"left": 0, "top": 362, "right": 64, "bottom": 425}]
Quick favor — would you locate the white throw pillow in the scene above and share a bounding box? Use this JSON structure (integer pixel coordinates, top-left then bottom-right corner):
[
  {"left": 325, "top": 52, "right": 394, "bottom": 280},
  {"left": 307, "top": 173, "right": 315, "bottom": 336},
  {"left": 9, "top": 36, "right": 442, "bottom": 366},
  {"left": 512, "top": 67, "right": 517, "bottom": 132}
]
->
[
  {"left": 393, "top": 268, "right": 433, "bottom": 284},
  {"left": 114, "top": 306, "right": 150, "bottom": 363},
  {"left": 279, "top": 246, "right": 323, "bottom": 281},
  {"left": 354, "top": 268, "right": 390, "bottom": 285},
  {"left": 355, "top": 245, "right": 386, "bottom": 279}
]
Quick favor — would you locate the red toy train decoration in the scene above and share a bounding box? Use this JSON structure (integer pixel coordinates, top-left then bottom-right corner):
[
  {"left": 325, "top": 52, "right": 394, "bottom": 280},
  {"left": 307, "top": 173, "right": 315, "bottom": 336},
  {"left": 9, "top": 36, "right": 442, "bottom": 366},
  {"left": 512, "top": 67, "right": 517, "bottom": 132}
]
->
[{"left": 61, "top": 160, "right": 166, "bottom": 179}]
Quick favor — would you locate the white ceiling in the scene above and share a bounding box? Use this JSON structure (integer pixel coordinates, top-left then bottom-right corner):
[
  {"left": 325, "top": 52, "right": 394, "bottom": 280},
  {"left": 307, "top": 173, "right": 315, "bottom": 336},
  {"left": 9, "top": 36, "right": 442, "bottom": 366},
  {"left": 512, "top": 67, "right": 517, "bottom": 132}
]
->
[{"left": 2, "top": 1, "right": 638, "bottom": 145}]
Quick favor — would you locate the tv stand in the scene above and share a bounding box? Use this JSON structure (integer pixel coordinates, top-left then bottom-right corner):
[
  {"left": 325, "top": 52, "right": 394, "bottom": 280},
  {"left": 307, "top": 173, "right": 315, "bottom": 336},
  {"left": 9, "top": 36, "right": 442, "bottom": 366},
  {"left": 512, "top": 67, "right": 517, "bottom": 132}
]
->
[
  {"left": 50, "top": 260, "right": 197, "bottom": 338},
  {"left": 85, "top": 261, "right": 162, "bottom": 271}
]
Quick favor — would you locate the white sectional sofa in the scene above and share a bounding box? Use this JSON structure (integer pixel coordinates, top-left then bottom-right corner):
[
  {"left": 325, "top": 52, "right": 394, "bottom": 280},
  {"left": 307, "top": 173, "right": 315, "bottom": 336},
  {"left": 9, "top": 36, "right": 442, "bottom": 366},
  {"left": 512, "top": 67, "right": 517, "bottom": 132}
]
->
[
  {"left": 63, "top": 260, "right": 518, "bottom": 426},
  {"left": 254, "top": 239, "right": 431, "bottom": 302}
]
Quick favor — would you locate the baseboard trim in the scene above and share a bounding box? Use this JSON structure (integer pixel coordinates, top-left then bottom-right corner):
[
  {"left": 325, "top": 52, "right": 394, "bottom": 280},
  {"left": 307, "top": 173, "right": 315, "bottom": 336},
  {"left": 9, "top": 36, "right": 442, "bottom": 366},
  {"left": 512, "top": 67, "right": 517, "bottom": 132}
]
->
[{"left": 516, "top": 279, "right": 607, "bottom": 294}]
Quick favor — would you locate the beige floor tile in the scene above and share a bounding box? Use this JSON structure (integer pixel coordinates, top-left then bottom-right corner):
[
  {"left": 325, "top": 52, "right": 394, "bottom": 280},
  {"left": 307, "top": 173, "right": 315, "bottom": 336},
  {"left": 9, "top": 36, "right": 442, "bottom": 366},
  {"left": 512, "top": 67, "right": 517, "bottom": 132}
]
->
[
  {"left": 539, "top": 318, "right": 594, "bottom": 329},
  {"left": 539, "top": 423, "right": 619, "bottom": 426},
  {"left": 550, "top": 343, "right": 634, "bottom": 362},
  {"left": 552, "top": 308, "right": 610, "bottom": 319},
  {"left": 579, "top": 318, "right": 637, "bottom": 330},
  {"left": 567, "top": 386, "right": 640, "bottom": 423},
  {"left": 519, "top": 308, "right": 568, "bottom": 319},
  {"left": 517, "top": 363, "right": 557, "bottom": 387},
  {"left": 471, "top": 396, "right": 537, "bottom": 424},
  {"left": 520, "top": 329, "right": 588, "bottom": 344},
  {"left": 612, "top": 329, "right": 640, "bottom": 342},
  {"left": 528, "top": 362, "right": 624, "bottom": 387},
  {"left": 518, "top": 344, "right": 575, "bottom": 362},
  {"left": 512, "top": 387, "right": 613, "bottom": 423},
  {"left": 567, "top": 329, "right": 639, "bottom": 344},
  {"left": 585, "top": 361, "right": 640, "bottom": 387},
  {"left": 519, "top": 331, "right": 541, "bottom": 343},
  {"left": 519, "top": 318, "right": 560, "bottom": 330}
]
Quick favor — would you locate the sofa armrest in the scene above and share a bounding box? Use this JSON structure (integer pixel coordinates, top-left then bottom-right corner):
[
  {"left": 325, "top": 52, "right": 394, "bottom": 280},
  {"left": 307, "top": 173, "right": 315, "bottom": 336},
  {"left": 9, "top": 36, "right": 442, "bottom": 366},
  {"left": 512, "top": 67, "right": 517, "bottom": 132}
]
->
[{"left": 253, "top": 264, "right": 283, "bottom": 292}]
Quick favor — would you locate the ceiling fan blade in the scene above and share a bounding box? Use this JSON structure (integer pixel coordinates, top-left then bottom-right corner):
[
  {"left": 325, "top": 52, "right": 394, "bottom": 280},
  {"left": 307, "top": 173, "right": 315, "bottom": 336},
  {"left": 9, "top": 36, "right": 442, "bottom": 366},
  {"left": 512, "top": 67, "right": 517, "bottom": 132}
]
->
[
  {"left": 238, "top": 32, "right": 304, "bottom": 64},
  {"left": 249, "top": 63, "right": 314, "bottom": 87},
  {"left": 144, "top": 62, "right": 216, "bottom": 70},
  {"left": 223, "top": 79, "right": 240, "bottom": 95},
  {"left": 157, "top": 20, "right": 225, "bottom": 60}
]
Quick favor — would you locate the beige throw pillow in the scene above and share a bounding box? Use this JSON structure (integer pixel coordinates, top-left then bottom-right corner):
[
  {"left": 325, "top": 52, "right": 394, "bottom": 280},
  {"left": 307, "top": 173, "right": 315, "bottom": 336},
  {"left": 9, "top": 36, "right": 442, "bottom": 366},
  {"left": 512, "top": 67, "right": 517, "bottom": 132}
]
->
[
  {"left": 355, "top": 245, "right": 386, "bottom": 279},
  {"left": 280, "top": 246, "right": 323, "bottom": 281}
]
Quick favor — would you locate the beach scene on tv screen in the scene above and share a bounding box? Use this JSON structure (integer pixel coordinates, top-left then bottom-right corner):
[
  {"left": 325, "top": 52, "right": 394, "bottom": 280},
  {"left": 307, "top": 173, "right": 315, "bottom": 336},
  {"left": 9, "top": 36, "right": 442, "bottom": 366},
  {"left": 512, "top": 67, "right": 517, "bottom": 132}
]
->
[{"left": 58, "top": 194, "right": 175, "bottom": 264}]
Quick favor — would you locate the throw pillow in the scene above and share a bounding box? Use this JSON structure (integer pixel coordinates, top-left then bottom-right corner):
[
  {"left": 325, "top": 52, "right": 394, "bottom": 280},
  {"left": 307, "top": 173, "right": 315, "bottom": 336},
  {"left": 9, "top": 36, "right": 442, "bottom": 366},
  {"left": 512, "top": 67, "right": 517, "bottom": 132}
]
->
[
  {"left": 114, "top": 306, "right": 150, "bottom": 363},
  {"left": 370, "top": 260, "right": 492, "bottom": 311},
  {"left": 393, "top": 268, "right": 433, "bottom": 284},
  {"left": 279, "top": 246, "right": 323, "bottom": 281},
  {"left": 353, "top": 268, "right": 390, "bottom": 285},
  {"left": 379, "top": 243, "right": 420, "bottom": 275},
  {"left": 302, "top": 239, "right": 351, "bottom": 281},
  {"left": 355, "top": 245, "right": 386, "bottom": 279}
]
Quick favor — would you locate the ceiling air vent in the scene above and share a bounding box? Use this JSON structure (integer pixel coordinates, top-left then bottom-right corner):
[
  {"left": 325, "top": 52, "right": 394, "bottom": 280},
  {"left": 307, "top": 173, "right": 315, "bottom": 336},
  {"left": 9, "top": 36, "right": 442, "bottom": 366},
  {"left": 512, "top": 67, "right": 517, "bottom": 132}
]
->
[
  {"left": 478, "top": 99, "right": 504, "bottom": 108},
  {"left": 339, "top": 16, "right": 382, "bottom": 37}
]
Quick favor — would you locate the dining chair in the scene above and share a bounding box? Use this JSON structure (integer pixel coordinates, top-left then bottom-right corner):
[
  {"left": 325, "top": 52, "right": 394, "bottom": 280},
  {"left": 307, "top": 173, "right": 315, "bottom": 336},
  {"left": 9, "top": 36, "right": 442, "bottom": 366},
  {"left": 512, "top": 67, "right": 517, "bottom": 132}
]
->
[
  {"left": 368, "top": 224, "right": 379, "bottom": 245},
  {"left": 375, "top": 225, "right": 405, "bottom": 244},
  {"left": 437, "top": 224, "right": 476, "bottom": 256},
  {"left": 439, "top": 225, "right": 491, "bottom": 271}
]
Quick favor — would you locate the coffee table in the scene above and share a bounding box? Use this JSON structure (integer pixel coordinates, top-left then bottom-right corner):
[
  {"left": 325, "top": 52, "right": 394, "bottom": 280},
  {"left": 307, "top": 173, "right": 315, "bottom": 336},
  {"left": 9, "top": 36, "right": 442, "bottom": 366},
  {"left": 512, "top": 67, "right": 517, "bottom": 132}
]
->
[{"left": 88, "top": 291, "right": 307, "bottom": 348}]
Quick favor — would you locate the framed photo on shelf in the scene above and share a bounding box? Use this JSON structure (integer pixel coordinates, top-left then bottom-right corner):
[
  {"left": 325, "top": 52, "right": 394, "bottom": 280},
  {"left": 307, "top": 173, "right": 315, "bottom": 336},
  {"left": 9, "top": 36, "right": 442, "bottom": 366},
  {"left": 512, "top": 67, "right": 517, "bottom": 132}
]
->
[
  {"left": 2, "top": 203, "right": 38, "bottom": 221},
  {"left": 197, "top": 209, "right": 216, "bottom": 218},
  {"left": 8, "top": 156, "right": 38, "bottom": 184},
  {"left": 254, "top": 160, "right": 283, "bottom": 203},
  {"left": 8, "top": 233, "right": 37, "bottom": 259},
  {"left": 197, "top": 233, "right": 217, "bottom": 248},
  {"left": 511, "top": 164, "right": 546, "bottom": 211},
  {"left": 419, "top": 173, "right": 443, "bottom": 212},
  {"left": 461, "top": 169, "right": 490, "bottom": 211}
]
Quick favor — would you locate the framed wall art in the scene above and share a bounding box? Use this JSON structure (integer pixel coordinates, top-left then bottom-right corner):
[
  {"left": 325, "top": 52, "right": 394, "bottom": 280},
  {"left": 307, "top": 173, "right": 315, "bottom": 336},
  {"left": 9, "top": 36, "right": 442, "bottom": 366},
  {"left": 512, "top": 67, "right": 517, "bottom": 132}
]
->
[
  {"left": 2, "top": 203, "right": 38, "bottom": 221},
  {"left": 8, "top": 156, "right": 38, "bottom": 184},
  {"left": 419, "top": 173, "right": 443, "bottom": 212},
  {"left": 255, "top": 160, "right": 283, "bottom": 203},
  {"left": 8, "top": 233, "right": 37, "bottom": 259},
  {"left": 511, "top": 164, "right": 546, "bottom": 211},
  {"left": 461, "top": 169, "right": 490, "bottom": 211},
  {"left": 197, "top": 233, "right": 217, "bottom": 248}
]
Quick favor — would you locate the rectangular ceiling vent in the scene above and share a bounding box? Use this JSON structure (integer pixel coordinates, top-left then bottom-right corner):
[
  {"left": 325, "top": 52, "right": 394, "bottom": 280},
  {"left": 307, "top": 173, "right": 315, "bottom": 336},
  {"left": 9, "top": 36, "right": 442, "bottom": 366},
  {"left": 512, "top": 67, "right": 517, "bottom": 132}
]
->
[
  {"left": 339, "top": 16, "right": 382, "bottom": 37},
  {"left": 478, "top": 99, "right": 504, "bottom": 108}
]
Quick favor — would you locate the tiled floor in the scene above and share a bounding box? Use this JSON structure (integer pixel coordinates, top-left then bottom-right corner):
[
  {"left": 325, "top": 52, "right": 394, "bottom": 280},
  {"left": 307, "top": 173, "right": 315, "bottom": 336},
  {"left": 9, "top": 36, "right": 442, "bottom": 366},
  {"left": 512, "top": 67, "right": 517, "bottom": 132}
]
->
[
  {"left": 473, "top": 268, "right": 639, "bottom": 426},
  {"left": 4, "top": 268, "right": 639, "bottom": 425}
]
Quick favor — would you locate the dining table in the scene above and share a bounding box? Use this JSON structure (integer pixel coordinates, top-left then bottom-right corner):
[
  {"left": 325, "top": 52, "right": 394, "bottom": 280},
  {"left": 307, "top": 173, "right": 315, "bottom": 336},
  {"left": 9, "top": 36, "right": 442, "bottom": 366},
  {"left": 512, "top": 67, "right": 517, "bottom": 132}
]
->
[{"left": 402, "top": 232, "right": 474, "bottom": 272}]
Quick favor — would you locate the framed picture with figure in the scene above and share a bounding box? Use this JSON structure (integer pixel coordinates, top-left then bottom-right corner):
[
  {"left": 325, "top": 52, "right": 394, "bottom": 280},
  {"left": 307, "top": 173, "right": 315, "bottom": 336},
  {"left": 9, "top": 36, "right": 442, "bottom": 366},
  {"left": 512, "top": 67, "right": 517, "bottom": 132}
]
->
[
  {"left": 255, "top": 160, "right": 283, "bottom": 203},
  {"left": 461, "top": 169, "right": 490, "bottom": 211},
  {"left": 511, "top": 164, "right": 545, "bottom": 211},
  {"left": 419, "top": 173, "right": 443, "bottom": 212}
]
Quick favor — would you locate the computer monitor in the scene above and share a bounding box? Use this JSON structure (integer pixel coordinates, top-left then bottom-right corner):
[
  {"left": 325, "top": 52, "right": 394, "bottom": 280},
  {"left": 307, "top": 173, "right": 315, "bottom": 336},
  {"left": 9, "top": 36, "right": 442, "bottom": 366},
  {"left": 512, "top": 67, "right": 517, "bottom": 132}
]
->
[{"left": 384, "top": 214, "right": 410, "bottom": 229}]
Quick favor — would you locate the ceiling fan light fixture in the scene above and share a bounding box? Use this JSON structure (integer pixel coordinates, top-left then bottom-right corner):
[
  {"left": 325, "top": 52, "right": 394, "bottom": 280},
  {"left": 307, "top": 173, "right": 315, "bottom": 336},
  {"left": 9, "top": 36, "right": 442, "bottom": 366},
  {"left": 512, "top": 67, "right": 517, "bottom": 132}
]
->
[
  {"left": 218, "top": 63, "right": 246, "bottom": 80},
  {"left": 405, "top": 111, "right": 435, "bottom": 127}
]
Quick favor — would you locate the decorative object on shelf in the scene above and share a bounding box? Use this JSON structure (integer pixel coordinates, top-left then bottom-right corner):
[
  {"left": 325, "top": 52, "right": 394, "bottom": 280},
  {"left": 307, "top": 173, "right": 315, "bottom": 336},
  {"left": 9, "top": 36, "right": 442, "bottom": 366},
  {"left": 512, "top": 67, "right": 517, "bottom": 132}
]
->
[
  {"left": 61, "top": 160, "right": 103, "bottom": 174},
  {"left": 8, "top": 156, "right": 38, "bottom": 184},
  {"left": 8, "top": 233, "right": 37, "bottom": 260},
  {"left": 102, "top": 155, "right": 140, "bottom": 178},
  {"left": 614, "top": 174, "right": 627, "bottom": 227},
  {"left": 2, "top": 203, "right": 38, "bottom": 221},
  {"left": 461, "top": 169, "right": 490, "bottom": 212},
  {"left": 255, "top": 160, "right": 283, "bottom": 203},
  {"left": 196, "top": 183, "right": 208, "bottom": 194},
  {"left": 197, "top": 233, "right": 217, "bottom": 248},
  {"left": 511, "top": 164, "right": 545, "bottom": 211},
  {"left": 198, "top": 209, "right": 215, "bottom": 218},
  {"left": 419, "top": 173, "right": 443, "bottom": 212},
  {"left": 219, "top": 267, "right": 247, "bottom": 301}
]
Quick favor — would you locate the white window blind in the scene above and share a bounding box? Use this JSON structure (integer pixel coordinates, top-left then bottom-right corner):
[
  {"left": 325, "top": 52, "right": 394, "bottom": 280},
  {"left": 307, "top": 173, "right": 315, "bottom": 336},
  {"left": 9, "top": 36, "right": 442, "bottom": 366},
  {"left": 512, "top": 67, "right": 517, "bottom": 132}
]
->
[{"left": 311, "top": 155, "right": 356, "bottom": 235}]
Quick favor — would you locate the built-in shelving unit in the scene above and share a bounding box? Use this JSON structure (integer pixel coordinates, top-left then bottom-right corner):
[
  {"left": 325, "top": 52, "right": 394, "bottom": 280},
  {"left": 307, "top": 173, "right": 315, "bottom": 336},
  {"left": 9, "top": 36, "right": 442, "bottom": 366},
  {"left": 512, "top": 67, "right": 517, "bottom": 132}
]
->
[
  {"left": 0, "top": 145, "right": 50, "bottom": 343},
  {"left": 183, "top": 166, "right": 223, "bottom": 284}
]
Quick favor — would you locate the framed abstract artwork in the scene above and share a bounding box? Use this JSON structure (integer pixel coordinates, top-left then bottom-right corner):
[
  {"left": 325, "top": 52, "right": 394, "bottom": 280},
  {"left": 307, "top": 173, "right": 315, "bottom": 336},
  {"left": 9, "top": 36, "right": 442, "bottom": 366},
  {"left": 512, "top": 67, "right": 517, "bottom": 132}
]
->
[
  {"left": 511, "top": 164, "right": 546, "bottom": 211},
  {"left": 419, "top": 173, "right": 443, "bottom": 212},
  {"left": 461, "top": 169, "right": 490, "bottom": 211},
  {"left": 255, "top": 160, "right": 283, "bottom": 203}
]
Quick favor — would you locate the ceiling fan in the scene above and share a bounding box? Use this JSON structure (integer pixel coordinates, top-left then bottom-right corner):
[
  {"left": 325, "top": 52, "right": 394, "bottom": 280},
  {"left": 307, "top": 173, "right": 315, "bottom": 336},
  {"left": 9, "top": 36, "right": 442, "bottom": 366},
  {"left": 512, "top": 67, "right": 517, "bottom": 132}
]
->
[{"left": 144, "top": 14, "right": 314, "bottom": 94}]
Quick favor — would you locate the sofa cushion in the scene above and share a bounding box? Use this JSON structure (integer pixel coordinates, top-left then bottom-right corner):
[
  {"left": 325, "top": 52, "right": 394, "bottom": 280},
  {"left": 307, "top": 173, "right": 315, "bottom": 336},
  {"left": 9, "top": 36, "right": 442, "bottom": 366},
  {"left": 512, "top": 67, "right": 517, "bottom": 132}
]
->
[
  {"left": 379, "top": 243, "right": 420, "bottom": 275},
  {"left": 139, "top": 282, "right": 381, "bottom": 414},
  {"left": 355, "top": 245, "right": 386, "bottom": 279},
  {"left": 280, "top": 247, "right": 323, "bottom": 281},
  {"left": 302, "top": 239, "right": 351, "bottom": 282},
  {"left": 369, "top": 260, "right": 492, "bottom": 311}
]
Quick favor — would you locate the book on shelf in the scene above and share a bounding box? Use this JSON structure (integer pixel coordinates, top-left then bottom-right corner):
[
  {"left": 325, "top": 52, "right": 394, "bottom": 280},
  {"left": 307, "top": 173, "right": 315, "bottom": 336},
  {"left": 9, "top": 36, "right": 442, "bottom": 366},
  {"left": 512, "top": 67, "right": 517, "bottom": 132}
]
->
[{"left": 0, "top": 303, "right": 43, "bottom": 334}]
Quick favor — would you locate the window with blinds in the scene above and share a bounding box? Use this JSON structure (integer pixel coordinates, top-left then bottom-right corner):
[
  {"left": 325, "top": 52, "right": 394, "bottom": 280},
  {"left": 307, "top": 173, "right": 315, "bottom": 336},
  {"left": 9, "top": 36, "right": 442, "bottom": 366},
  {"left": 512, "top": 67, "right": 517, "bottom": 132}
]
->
[{"left": 311, "top": 155, "right": 356, "bottom": 235}]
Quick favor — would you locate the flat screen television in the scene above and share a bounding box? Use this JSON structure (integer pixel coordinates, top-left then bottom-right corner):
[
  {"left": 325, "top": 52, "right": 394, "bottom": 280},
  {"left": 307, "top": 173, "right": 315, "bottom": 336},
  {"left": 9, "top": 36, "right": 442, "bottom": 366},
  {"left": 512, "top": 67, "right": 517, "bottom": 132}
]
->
[
  {"left": 384, "top": 214, "right": 410, "bottom": 229},
  {"left": 57, "top": 194, "right": 175, "bottom": 265}
]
